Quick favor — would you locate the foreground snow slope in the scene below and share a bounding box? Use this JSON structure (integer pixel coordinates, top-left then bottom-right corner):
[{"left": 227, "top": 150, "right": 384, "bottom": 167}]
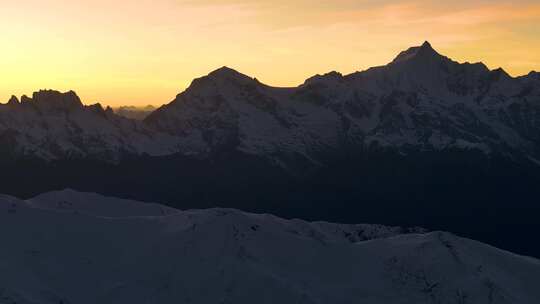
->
[{"left": 1, "top": 190, "right": 539, "bottom": 304}]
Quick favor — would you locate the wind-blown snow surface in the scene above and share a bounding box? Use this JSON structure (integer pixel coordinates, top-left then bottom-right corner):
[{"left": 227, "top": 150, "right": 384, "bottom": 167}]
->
[{"left": 1, "top": 190, "right": 539, "bottom": 303}]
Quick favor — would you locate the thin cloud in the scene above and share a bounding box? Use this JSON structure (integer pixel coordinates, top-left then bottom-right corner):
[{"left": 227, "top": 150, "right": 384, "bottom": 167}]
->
[{"left": 175, "top": 0, "right": 540, "bottom": 28}]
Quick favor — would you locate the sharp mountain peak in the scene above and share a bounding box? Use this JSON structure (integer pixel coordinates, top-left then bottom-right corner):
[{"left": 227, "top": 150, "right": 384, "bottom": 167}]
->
[
  {"left": 7, "top": 95, "right": 19, "bottom": 105},
  {"left": 391, "top": 40, "right": 445, "bottom": 64}
]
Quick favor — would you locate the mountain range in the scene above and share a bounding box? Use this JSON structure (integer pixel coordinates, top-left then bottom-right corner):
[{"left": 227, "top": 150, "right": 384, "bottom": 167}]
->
[
  {"left": 1, "top": 42, "right": 539, "bottom": 257},
  {"left": 3, "top": 42, "right": 540, "bottom": 164},
  {"left": 1, "top": 189, "right": 539, "bottom": 303}
]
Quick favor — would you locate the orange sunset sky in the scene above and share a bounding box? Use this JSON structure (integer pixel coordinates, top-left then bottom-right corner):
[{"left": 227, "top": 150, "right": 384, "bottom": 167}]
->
[{"left": 1, "top": 0, "right": 540, "bottom": 106}]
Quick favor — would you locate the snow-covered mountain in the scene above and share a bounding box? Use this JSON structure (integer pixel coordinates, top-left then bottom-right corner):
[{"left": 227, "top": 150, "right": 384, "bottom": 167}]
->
[
  {"left": 145, "top": 41, "right": 540, "bottom": 167},
  {"left": 0, "top": 90, "right": 184, "bottom": 161},
  {"left": 2, "top": 42, "right": 539, "bottom": 165},
  {"left": 1, "top": 189, "right": 539, "bottom": 303}
]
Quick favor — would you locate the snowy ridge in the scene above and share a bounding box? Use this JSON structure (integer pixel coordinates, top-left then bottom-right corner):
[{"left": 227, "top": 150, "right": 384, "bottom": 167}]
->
[
  {"left": 26, "top": 189, "right": 179, "bottom": 217},
  {"left": 0, "top": 190, "right": 539, "bottom": 303}
]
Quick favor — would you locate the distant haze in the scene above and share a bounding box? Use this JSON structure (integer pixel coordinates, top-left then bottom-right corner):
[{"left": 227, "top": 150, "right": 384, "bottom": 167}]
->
[
  {"left": 113, "top": 105, "right": 156, "bottom": 120},
  {"left": 1, "top": 0, "right": 539, "bottom": 106}
]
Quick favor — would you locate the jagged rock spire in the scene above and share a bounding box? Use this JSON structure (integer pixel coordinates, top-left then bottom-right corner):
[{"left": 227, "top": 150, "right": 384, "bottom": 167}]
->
[
  {"left": 391, "top": 41, "right": 443, "bottom": 64},
  {"left": 7, "top": 95, "right": 19, "bottom": 105}
]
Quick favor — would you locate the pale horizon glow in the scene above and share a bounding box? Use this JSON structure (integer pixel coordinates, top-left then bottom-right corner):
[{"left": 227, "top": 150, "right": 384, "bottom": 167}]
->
[{"left": 1, "top": 0, "right": 539, "bottom": 106}]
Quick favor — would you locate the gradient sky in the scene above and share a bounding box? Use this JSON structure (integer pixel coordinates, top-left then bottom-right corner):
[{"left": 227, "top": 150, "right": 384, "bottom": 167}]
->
[{"left": 1, "top": 0, "right": 539, "bottom": 106}]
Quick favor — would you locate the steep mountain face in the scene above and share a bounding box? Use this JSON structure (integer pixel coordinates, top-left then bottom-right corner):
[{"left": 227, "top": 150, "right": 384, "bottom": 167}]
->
[
  {"left": 145, "top": 42, "right": 540, "bottom": 167},
  {"left": 0, "top": 90, "right": 179, "bottom": 161},
  {"left": 1, "top": 190, "right": 539, "bottom": 304}
]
